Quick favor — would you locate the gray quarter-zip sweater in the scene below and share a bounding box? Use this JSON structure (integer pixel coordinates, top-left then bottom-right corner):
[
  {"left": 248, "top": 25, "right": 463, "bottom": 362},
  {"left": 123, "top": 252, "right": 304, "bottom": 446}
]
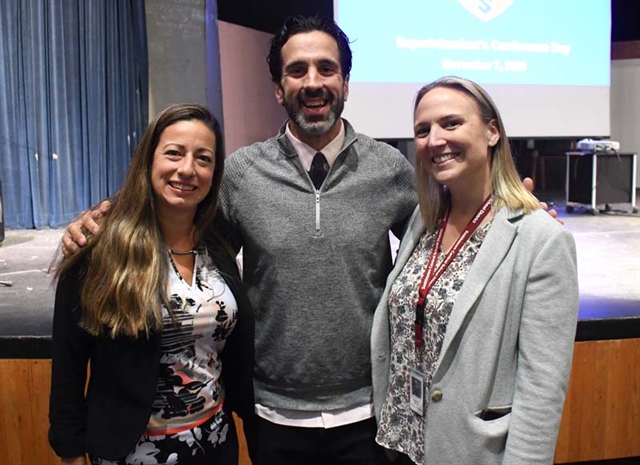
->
[{"left": 219, "top": 119, "right": 417, "bottom": 411}]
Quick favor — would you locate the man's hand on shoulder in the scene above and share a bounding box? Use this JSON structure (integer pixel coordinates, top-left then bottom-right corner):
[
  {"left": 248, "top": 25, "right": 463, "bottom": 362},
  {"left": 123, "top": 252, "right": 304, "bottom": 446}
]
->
[
  {"left": 523, "top": 177, "right": 562, "bottom": 224},
  {"left": 61, "top": 200, "right": 112, "bottom": 256}
]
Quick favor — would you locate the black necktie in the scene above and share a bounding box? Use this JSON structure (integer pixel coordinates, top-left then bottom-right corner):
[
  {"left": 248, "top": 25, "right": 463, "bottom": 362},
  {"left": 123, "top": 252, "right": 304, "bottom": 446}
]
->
[{"left": 309, "top": 152, "right": 329, "bottom": 190}]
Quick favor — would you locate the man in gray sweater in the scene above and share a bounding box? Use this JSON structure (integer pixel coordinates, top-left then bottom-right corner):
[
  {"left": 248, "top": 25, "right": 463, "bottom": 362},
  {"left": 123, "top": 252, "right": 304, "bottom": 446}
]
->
[{"left": 217, "top": 15, "right": 416, "bottom": 465}]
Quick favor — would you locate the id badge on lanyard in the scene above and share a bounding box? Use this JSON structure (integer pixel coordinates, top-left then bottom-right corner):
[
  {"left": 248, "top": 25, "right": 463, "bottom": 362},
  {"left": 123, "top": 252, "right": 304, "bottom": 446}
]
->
[{"left": 410, "top": 366, "right": 426, "bottom": 416}]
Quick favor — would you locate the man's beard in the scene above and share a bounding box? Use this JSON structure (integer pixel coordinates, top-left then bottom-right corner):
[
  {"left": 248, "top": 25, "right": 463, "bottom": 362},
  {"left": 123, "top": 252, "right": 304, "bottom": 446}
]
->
[{"left": 283, "top": 89, "right": 345, "bottom": 136}]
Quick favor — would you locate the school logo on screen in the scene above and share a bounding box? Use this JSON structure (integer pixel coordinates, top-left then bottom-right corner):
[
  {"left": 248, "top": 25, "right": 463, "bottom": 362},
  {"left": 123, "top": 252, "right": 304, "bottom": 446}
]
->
[{"left": 458, "top": 0, "right": 513, "bottom": 22}]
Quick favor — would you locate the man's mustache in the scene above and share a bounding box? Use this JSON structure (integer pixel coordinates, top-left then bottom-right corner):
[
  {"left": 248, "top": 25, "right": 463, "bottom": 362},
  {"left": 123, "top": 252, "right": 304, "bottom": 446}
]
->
[{"left": 299, "top": 88, "right": 332, "bottom": 101}]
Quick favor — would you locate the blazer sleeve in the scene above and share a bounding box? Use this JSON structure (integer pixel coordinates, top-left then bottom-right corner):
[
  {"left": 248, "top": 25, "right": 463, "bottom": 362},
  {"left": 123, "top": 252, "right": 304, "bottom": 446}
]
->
[
  {"left": 48, "top": 262, "right": 95, "bottom": 458},
  {"left": 213, "top": 245, "right": 257, "bottom": 461},
  {"left": 220, "top": 269, "right": 255, "bottom": 421},
  {"left": 503, "top": 227, "right": 579, "bottom": 464}
]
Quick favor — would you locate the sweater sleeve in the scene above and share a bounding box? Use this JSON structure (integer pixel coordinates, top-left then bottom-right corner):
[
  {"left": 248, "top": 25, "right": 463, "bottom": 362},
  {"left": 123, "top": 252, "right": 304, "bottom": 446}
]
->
[
  {"left": 503, "top": 227, "right": 579, "bottom": 464},
  {"left": 216, "top": 153, "right": 245, "bottom": 254},
  {"left": 48, "top": 263, "right": 94, "bottom": 458},
  {"left": 389, "top": 151, "right": 418, "bottom": 240}
]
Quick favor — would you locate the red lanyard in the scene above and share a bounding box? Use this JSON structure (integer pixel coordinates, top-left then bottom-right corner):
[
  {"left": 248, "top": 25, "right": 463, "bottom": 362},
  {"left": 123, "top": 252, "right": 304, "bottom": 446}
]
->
[{"left": 414, "top": 195, "right": 493, "bottom": 348}]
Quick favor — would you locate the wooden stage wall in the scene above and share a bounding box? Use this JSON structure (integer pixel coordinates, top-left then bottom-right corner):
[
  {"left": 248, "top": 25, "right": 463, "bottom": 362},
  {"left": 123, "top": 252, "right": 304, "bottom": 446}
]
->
[
  {"left": 0, "top": 359, "right": 251, "bottom": 465},
  {"left": 1, "top": 338, "right": 638, "bottom": 464},
  {"left": 554, "top": 338, "right": 640, "bottom": 463}
]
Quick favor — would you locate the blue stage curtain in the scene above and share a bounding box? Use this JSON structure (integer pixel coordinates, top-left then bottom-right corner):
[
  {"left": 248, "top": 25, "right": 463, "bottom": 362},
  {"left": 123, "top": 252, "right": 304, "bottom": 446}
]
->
[{"left": 0, "top": 0, "right": 148, "bottom": 229}]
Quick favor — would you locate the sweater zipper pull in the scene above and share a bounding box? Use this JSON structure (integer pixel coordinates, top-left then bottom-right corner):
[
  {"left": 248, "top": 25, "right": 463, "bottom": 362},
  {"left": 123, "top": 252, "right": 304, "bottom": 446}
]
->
[{"left": 315, "top": 192, "right": 321, "bottom": 231}]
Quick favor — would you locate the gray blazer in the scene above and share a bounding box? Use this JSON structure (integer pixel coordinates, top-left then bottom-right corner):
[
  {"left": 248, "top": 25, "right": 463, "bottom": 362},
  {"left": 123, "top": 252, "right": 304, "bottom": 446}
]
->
[{"left": 371, "top": 206, "right": 579, "bottom": 464}]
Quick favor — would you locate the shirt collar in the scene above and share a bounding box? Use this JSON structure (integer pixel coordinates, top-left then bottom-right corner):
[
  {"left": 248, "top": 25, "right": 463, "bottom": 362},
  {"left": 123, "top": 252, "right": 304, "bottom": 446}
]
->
[{"left": 285, "top": 120, "right": 346, "bottom": 171}]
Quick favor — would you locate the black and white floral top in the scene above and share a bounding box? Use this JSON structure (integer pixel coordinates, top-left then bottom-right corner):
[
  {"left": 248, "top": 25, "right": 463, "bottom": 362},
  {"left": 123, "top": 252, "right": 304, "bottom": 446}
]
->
[
  {"left": 90, "top": 247, "right": 241, "bottom": 464},
  {"left": 146, "top": 246, "right": 238, "bottom": 435},
  {"left": 376, "top": 223, "right": 490, "bottom": 465}
]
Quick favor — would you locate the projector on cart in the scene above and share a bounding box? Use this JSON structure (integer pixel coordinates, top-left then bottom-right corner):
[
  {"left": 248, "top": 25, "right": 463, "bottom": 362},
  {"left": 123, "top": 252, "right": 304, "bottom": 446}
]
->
[{"left": 577, "top": 138, "right": 620, "bottom": 152}]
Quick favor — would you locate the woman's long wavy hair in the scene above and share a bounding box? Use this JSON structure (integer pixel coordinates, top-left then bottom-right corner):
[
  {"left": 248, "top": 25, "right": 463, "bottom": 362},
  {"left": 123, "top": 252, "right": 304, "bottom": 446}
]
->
[
  {"left": 55, "top": 103, "right": 225, "bottom": 339},
  {"left": 413, "top": 76, "right": 540, "bottom": 231}
]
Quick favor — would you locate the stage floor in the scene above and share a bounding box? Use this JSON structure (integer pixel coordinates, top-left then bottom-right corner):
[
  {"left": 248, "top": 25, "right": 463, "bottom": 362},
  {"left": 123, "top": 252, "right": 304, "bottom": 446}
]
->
[{"left": 1, "top": 195, "right": 639, "bottom": 345}]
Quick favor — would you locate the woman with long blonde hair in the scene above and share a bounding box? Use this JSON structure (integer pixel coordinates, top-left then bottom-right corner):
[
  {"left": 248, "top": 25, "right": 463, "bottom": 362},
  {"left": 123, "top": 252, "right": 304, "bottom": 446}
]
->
[{"left": 372, "top": 77, "right": 578, "bottom": 464}]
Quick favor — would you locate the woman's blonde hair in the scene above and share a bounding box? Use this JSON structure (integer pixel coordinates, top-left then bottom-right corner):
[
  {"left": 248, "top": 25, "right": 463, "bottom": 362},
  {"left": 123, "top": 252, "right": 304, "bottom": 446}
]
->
[
  {"left": 56, "top": 103, "right": 226, "bottom": 338},
  {"left": 413, "top": 76, "right": 539, "bottom": 231}
]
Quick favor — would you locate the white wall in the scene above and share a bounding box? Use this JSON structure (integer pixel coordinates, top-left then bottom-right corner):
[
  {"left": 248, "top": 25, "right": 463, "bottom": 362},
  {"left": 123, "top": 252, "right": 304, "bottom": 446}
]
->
[
  {"left": 610, "top": 59, "right": 640, "bottom": 186},
  {"left": 218, "top": 21, "right": 286, "bottom": 155}
]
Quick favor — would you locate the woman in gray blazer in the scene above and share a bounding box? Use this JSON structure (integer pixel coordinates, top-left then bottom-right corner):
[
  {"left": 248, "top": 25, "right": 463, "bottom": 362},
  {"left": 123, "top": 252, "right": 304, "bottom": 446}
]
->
[{"left": 371, "top": 76, "right": 579, "bottom": 465}]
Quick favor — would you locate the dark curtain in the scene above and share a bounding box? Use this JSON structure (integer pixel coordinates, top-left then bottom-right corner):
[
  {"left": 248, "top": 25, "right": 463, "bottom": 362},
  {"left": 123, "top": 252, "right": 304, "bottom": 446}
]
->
[{"left": 0, "top": 0, "right": 148, "bottom": 229}]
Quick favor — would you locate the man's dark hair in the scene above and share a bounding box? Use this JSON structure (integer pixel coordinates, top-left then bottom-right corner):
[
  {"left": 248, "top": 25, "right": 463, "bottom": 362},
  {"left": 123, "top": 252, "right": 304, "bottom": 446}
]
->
[{"left": 267, "top": 15, "right": 352, "bottom": 84}]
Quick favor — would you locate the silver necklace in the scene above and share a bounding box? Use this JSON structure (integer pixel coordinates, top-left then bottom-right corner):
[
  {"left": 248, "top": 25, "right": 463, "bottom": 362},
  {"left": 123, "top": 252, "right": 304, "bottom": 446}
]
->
[{"left": 169, "top": 248, "right": 198, "bottom": 255}]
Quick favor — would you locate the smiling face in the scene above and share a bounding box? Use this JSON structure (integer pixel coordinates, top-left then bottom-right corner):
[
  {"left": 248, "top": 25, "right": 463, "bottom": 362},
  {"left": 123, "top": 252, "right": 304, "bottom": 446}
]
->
[
  {"left": 150, "top": 120, "right": 216, "bottom": 220},
  {"left": 413, "top": 86, "right": 499, "bottom": 194},
  {"left": 275, "top": 31, "right": 349, "bottom": 149}
]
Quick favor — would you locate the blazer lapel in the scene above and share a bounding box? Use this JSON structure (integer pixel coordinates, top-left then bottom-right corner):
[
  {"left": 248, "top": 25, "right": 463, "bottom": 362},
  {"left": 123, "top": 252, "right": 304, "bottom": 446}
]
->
[{"left": 436, "top": 208, "right": 519, "bottom": 367}]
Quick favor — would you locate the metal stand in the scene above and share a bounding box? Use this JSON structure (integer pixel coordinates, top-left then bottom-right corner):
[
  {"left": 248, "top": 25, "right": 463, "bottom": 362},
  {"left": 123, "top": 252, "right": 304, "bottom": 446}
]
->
[{"left": 565, "top": 151, "right": 637, "bottom": 214}]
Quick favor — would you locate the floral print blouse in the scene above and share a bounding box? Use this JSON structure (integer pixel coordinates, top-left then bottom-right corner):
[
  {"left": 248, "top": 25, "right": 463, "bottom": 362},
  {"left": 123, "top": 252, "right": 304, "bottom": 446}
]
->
[
  {"left": 91, "top": 247, "right": 239, "bottom": 464},
  {"left": 145, "top": 246, "right": 238, "bottom": 435},
  {"left": 376, "top": 223, "right": 491, "bottom": 464}
]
